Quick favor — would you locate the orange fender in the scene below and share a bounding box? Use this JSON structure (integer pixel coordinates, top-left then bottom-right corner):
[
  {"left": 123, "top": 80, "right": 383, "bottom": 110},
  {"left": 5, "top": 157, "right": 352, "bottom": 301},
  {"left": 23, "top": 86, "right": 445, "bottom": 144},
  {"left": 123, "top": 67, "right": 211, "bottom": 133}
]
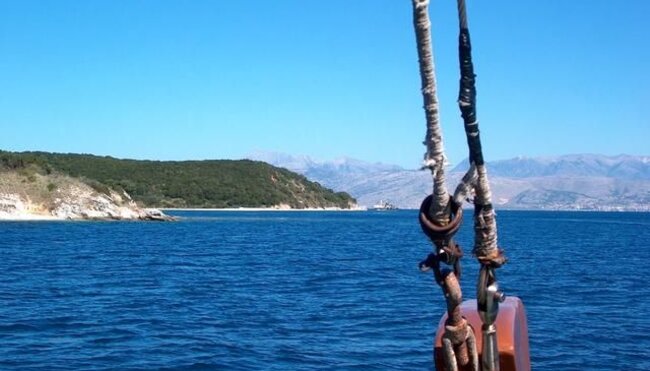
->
[{"left": 434, "top": 296, "right": 530, "bottom": 371}]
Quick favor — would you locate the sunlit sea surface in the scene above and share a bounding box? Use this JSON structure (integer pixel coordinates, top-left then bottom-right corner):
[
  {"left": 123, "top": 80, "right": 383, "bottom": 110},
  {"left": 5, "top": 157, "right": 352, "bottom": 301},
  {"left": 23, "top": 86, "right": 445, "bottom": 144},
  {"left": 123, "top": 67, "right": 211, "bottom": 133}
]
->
[{"left": 1, "top": 210, "right": 649, "bottom": 370}]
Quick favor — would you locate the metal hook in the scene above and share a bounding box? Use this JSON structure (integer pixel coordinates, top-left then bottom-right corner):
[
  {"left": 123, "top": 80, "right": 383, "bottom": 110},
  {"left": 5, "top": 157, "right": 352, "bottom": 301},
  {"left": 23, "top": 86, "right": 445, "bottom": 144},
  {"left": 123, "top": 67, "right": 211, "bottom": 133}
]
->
[{"left": 477, "top": 265, "right": 505, "bottom": 371}]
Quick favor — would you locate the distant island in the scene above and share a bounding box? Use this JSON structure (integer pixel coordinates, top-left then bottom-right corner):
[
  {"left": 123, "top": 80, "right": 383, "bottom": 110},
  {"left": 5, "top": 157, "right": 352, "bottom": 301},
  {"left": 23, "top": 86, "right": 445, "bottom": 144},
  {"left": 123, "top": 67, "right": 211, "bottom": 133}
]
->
[{"left": 0, "top": 150, "right": 358, "bottom": 220}]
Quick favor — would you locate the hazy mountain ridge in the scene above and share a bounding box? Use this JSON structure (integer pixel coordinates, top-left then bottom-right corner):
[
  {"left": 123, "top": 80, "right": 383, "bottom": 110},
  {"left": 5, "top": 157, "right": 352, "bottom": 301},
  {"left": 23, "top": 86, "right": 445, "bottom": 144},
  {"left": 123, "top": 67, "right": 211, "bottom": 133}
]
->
[
  {"left": 248, "top": 151, "right": 650, "bottom": 211},
  {"left": 452, "top": 154, "right": 650, "bottom": 180}
]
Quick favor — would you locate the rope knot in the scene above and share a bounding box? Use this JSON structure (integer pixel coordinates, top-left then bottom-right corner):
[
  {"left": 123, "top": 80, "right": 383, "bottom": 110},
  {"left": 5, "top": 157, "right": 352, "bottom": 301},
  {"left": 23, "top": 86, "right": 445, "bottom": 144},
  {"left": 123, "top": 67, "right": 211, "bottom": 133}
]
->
[{"left": 476, "top": 248, "right": 507, "bottom": 268}]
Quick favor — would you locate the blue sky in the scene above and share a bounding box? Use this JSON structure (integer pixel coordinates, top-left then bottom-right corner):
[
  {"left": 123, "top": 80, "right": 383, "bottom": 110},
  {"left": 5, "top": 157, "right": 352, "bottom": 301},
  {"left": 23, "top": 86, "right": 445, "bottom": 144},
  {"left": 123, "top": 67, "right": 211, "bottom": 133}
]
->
[{"left": 0, "top": 0, "right": 648, "bottom": 168}]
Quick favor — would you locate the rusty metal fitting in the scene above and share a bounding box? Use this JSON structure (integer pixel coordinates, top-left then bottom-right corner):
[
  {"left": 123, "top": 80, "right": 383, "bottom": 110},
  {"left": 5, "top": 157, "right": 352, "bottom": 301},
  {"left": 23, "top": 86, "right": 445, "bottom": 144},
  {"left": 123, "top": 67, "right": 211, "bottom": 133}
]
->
[
  {"left": 419, "top": 194, "right": 463, "bottom": 246},
  {"left": 477, "top": 266, "right": 505, "bottom": 327},
  {"left": 444, "top": 318, "right": 470, "bottom": 344},
  {"left": 418, "top": 252, "right": 438, "bottom": 272},
  {"left": 443, "top": 318, "right": 473, "bottom": 368},
  {"left": 443, "top": 270, "right": 463, "bottom": 308},
  {"left": 420, "top": 246, "right": 463, "bottom": 273}
]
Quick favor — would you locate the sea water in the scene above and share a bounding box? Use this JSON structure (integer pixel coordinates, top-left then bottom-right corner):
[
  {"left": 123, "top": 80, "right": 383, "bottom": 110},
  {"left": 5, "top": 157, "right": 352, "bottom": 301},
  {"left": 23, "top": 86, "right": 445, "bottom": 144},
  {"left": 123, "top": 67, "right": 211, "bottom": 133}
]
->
[{"left": 1, "top": 210, "right": 649, "bottom": 370}]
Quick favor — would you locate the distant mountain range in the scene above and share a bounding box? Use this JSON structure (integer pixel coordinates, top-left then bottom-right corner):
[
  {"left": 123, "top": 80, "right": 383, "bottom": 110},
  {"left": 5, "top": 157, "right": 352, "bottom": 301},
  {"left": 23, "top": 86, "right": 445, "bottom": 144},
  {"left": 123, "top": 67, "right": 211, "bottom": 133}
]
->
[
  {"left": 247, "top": 151, "right": 650, "bottom": 211},
  {"left": 451, "top": 154, "right": 650, "bottom": 180}
]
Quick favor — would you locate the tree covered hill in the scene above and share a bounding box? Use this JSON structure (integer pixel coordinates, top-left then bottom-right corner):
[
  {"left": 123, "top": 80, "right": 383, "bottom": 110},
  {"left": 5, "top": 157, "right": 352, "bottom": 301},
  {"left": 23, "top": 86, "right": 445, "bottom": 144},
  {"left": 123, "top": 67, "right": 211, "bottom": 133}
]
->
[{"left": 0, "top": 151, "right": 356, "bottom": 209}]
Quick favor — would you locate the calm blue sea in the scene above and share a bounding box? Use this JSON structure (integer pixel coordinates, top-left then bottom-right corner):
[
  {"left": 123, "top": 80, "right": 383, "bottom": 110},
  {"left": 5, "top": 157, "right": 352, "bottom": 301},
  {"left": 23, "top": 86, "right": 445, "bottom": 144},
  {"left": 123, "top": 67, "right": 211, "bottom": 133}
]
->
[{"left": 1, "top": 210, "right": 649, "bottom": 370}]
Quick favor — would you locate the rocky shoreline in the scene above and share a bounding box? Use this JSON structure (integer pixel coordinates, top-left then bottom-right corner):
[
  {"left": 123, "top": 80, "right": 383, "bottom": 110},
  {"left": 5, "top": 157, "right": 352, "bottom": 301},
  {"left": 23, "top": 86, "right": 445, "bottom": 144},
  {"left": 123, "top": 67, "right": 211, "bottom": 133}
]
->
[
  {"left": 0, "top": 192, "right": 173, "bottom": 221},
  {"left": 0, "top": 175, "right": 174, "bottom": 221},
  {"left": 162, "top": 206, "right": 367, "bottom": 212}
]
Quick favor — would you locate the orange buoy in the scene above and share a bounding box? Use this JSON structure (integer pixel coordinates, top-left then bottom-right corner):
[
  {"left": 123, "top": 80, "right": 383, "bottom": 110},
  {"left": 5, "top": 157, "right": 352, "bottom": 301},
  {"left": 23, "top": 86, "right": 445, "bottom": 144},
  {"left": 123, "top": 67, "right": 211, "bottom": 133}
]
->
[{"left": 434, "top": 296, "right": 530, "bottom": 371}]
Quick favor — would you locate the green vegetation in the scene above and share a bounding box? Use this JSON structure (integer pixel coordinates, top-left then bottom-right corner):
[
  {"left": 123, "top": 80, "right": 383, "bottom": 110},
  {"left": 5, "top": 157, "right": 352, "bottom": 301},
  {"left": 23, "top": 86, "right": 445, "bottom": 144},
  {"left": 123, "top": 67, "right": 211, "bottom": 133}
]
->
[{"left": 0, "top": 150, "right": 356, "bottom": 209}]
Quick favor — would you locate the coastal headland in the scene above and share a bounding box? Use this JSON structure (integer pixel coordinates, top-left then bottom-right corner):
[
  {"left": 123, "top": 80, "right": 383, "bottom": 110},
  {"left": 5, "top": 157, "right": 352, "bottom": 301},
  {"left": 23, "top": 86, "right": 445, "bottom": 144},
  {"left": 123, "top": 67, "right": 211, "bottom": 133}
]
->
[{"left": 0, "top": 150, "right": 358, "bottom": 220}]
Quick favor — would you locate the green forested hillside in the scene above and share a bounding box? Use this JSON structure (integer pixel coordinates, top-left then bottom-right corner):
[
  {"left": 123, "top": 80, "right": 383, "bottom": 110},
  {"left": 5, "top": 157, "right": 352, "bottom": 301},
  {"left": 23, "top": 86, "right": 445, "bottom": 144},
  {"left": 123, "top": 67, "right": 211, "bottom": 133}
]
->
[{"left": 0, "top": 151, "right": 356, "bottom": 208}]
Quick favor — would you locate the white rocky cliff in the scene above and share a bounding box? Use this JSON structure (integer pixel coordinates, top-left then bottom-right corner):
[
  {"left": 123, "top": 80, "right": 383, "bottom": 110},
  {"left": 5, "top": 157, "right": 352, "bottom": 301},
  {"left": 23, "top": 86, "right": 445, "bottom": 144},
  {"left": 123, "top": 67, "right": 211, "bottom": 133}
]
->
[{"left": 0, "top": 170, "right": 170, "bottom": 221}]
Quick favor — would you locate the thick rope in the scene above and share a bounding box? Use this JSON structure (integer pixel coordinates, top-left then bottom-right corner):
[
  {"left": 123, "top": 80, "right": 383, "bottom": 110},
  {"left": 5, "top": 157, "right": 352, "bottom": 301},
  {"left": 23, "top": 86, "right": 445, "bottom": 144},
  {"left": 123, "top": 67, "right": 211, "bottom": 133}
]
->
[
  {"left": 455, "top": 2, "right": 505, "bottom": 370},
  {"left": 412, "top": 0, "right": 450, "bottom": 226},
  {"left": 413, "top": 2, "right": 507, "bottom": 369},
  {"left": 457, "top": 0, "right": 468, "bottom": 30},
  {"left": 473, "top": 166, "right": 503, "bottom": 265},
  {"left": 453, "top": 163, "right": 477, "bottom": 206},
  {"left": 455, "top": 0, "right": 504, "bottom": 266},
  {"left": 413, "top": 3, "right": 480, "bottom": 370}
]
